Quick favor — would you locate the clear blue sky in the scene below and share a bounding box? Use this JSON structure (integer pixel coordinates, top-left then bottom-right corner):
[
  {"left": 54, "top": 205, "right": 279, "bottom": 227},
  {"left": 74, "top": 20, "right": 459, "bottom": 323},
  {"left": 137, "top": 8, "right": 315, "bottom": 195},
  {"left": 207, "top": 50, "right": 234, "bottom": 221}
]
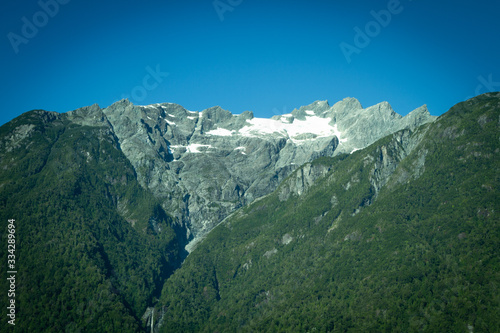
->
[{"left": 1, "top": 0, "right": 499, "bottom": 125}]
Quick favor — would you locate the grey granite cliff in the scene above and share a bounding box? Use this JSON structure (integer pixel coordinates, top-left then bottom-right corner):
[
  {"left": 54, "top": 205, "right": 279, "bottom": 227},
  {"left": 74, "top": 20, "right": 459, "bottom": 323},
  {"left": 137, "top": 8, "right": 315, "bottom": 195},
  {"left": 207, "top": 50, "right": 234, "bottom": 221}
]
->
[{"left": 67, "top": 97, "right": 436, "bottom": 249}]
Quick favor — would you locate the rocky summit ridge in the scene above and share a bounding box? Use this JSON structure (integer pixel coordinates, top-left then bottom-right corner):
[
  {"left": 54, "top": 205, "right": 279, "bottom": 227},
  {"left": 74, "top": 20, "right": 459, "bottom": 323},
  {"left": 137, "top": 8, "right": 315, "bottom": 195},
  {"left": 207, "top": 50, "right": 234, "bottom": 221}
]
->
[{"left": 66, "top": 97, "right": 436, "bottom": 250}]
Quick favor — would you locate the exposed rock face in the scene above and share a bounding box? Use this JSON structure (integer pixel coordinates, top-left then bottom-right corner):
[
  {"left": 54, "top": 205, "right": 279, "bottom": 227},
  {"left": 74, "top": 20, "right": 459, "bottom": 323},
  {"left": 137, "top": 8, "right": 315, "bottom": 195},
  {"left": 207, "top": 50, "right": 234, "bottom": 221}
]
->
[
  {"left": 67, "top": 97, "right": 436, "bottom": 248},
  {"left": 278, "top": 163, "right": 332, "bottom": 202}
]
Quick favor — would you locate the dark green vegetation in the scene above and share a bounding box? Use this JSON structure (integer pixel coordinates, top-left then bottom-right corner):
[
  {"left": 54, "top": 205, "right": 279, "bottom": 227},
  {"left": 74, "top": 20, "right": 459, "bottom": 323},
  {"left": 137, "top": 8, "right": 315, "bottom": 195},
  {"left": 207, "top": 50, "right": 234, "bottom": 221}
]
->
[
  {"left": 0, "top": 111, "right": 186, "bottom": 331},
  {"left": 158, "top": 93, "right": 499, "bottom": 332}
]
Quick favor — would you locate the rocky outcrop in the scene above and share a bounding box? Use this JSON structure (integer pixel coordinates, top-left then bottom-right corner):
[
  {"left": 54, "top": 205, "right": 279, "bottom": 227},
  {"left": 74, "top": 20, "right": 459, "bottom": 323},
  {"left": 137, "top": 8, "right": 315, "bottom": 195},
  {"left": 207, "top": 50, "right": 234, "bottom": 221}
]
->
[
  {"left": 66, "top": 97, "right": 436, "bottom": 249},
  {"left": 278, "top": 162, "right": 332, "bottom": 202},
  {"left": 369, "top": 127, "right": 430, "bottom": 198}
]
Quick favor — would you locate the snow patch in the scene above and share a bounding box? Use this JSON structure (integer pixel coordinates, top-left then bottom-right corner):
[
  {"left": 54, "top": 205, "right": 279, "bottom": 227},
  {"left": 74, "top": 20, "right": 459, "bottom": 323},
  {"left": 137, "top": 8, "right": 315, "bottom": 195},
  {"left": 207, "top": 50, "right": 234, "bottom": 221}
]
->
[
  {"left": 169, "top": 145, "right": 183, "bottom": 153},
  {"left": 206, "top": 128, "right": 235, "bottom": 136},
  {"left": 239, "top": 118, "right": 287, "bottom": 137},
  {"left": 235, "top": 147, "right": 246, "bottom": 155},
  {"left": 239, "top": 116, "right": 345, "bottom": 139},
  {"left": 332, "top": 124, "right": 348, "bottom": 143},
  {"left": 186, "top": 144, "right": 214, "bottom": 153},
  {"left": 305, "top": 110, "right": 315, "bottom": 115}
]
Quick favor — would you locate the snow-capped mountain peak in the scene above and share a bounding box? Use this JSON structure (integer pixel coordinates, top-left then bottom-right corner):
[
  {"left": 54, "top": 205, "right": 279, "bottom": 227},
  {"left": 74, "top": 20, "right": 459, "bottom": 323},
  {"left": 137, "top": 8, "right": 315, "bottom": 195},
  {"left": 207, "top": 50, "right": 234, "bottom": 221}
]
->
[{"left": 84, "top": 97, "right": 435, "bottom": 243}]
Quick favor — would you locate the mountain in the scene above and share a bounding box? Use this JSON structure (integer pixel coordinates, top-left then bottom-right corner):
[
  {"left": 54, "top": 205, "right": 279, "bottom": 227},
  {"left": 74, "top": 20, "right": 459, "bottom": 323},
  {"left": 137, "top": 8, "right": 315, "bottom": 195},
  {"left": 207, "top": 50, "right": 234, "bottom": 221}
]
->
[
  {"left": 72, "top": 98, "right": 434, "bottom": 250},
  {"left": 156, "top": 93, "right": 500, "bottom": 332},
  {"left": 0, "top": 95, "right": 443, "bottom": 331}
]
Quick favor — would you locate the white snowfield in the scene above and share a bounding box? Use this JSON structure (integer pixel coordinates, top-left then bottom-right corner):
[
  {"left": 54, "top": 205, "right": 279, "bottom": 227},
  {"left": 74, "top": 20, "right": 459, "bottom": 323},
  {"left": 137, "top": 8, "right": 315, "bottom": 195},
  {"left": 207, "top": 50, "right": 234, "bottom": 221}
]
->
[
  {"left": 206, "top": 128, "right": 235, "bottom": 136},
  {"left": 187, "top": 144, "right": 214, "bottom": 153},
  {"left": 237, "top": 113, "right": 348, "bottom": 144},
  {"left": 203, "top": 112, "right": 348, "bottom": 144},
  {"left": 137, "top": 103, "right": 346, "bottom": 145},
  {"left": 144, "top": 104, "right": 351, "bottom": 148},
  {"left": 137, "top": 98, "right": 433, "bottom": 156}
]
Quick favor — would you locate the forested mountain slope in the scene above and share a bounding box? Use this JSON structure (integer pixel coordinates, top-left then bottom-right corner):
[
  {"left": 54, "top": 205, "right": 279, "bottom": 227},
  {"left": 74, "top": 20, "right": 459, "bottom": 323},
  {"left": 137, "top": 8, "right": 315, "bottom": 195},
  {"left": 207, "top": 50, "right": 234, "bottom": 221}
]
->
[
  {"left": 0, "top": 111, "right": 186, "bottom": 331},
  {"left": 0, "top": 93, "right": 495, "bottom": 332},
  {"left": 157, "top": 93, "right": 500, "bottom": 332}
]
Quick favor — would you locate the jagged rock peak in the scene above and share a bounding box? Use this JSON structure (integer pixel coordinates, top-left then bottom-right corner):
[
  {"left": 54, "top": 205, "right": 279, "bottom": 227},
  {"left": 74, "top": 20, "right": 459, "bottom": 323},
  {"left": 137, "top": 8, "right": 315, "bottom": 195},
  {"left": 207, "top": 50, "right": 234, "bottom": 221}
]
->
[
  {"left": 238, "top": 110, "right": 254, "bottom": 120},
  {"left": 400, "top": 105, "right": 436, "bottom": 130},
  {"left": 201, "top": 106, "right": 233, "bottom": 122},
  {"left": 405, "top": 105, "right": 433, "bottom": 120},
  {"left": 325, "top": 97, "right": 363, "bottom": 120},
  {"left": 334, "top": 97, "right": 363, "bottom": 109},
  {"left": 290, "top": 100, "right": 330, "bottom": 120},
  {"left": 66, "top": 103, "right": 111, "bottom": 127},
  {"left": 366, "top": 101, "right": 398, "bottom": 115},
  {"left": 114, "top": 98, "right": 133, "bottom": 107}
]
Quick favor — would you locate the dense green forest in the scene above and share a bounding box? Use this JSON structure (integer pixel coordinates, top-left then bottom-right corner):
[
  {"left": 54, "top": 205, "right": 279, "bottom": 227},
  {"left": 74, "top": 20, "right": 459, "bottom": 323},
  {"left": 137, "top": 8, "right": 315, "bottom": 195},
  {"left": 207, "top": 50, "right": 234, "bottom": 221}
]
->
[
  {"left": 0, "top": 111, "right": 186, "bottom": 332},
  {"left": 158, "top": 93, "right": 499, "bottom": 332}
]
